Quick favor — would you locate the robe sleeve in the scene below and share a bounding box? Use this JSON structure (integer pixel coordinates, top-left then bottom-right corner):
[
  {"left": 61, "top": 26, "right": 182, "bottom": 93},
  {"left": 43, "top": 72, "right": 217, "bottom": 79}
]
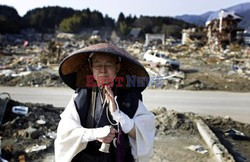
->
[
  {"left": 54, "top": 94, "right": 88, "bottom": 162},
  {"left": 128, "top": 100, "right": 155, "bottom": 162}
]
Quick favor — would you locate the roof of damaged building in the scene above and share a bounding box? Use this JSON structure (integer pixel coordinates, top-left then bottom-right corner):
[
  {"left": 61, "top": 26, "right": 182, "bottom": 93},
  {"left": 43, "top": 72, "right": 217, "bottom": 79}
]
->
[{"left": 206, "top": 9, "right": 243, "bottom": 26}]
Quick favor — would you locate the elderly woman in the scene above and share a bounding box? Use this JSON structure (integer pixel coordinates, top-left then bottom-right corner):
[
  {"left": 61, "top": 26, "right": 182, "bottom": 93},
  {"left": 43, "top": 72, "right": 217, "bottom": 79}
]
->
[{"left": 55, "top": 43, "right": 155, "bottom": 162}]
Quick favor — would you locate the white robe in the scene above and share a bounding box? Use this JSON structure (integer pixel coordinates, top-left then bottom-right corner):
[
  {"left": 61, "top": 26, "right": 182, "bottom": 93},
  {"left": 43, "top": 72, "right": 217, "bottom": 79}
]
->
[{"left": 54, "top": 94, "right": 155, "bottom": 162}]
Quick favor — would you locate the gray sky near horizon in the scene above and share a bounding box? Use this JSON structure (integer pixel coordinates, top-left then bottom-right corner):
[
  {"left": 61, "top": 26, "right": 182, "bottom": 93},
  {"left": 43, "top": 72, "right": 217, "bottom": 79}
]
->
[{"left": 0, "top": 0, "right": 249, "bottom": 19}]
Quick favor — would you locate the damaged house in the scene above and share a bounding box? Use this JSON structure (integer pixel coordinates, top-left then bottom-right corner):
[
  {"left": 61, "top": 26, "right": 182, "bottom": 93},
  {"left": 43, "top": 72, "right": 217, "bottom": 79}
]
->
[{"left": 206, "top": 9, "right": 244, "bottom": 50}]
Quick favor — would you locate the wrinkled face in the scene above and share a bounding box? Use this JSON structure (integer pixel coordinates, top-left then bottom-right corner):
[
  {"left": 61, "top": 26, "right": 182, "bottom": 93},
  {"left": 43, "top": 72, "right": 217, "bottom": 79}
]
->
[{"left": 90, "top": 53, "right": 120, "bottom": 87}]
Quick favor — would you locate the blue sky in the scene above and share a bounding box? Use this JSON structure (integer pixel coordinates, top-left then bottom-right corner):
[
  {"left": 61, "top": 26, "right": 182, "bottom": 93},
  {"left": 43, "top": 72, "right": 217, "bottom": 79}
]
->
[{"left": 0, "top": 0, "right": 249, "bottom": 19}]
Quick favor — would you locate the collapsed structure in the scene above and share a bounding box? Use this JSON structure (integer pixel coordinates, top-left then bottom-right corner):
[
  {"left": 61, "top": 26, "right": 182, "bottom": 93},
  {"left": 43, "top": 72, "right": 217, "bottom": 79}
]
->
[
  {"left": 206, "top": 10, "right": 244, "bottom": 50},
  {"left": 182, "top": 9, "right": 246, "bottom": 51}
]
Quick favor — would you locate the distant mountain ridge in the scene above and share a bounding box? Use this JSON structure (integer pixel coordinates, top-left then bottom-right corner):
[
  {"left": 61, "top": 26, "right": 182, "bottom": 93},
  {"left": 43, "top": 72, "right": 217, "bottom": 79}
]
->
[{"left": 175, "top": 2, "right": 250, "bottom": 30}]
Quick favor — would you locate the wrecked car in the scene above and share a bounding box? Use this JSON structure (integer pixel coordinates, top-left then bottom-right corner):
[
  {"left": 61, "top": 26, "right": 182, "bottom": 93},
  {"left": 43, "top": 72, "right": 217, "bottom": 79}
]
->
[{"left": 143, "top": 50, "right": 180, "bottom": 70}]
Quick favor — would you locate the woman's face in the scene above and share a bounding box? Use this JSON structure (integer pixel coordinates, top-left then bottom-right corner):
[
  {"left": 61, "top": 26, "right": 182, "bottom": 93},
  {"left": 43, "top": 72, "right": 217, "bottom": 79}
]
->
[{"left": 91, "top": 53, "right": 120, "bottom": 87}]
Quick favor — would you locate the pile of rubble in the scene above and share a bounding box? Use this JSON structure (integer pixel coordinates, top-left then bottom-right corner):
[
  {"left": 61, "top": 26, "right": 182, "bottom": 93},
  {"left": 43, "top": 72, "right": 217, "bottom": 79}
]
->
[
  {"left": 0, "top": 45, "right": 65, "bottom": 87},
  {"left": 152, "top": 107, "right": 199, "bottom": 136},
  {"left": 0, "top": 70, "right": 64, "bottom": 87},
  {"left": 1, "top": 40, "right": 250, "bottom": 91},
  {"left": 159, "top": 44, "right": 250, "bottom": 91},
  {"left": 1, "top": 98, "right": 63, "bottom": 161}
]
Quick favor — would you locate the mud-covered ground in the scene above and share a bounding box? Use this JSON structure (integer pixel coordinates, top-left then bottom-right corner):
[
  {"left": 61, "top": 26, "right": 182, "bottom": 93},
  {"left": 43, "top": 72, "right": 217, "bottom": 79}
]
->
[
  {"left": 168, "top": 45, "right": 250, "bottom": 92},
  {"left": 152, "top": 107, "right": 250, "bottom": 162},
  {"left": 1, "top": 100, "right": 250, "bottom": 162},
  {"left": 178, "top": 57, "right": 250, "bottom": 92}
]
